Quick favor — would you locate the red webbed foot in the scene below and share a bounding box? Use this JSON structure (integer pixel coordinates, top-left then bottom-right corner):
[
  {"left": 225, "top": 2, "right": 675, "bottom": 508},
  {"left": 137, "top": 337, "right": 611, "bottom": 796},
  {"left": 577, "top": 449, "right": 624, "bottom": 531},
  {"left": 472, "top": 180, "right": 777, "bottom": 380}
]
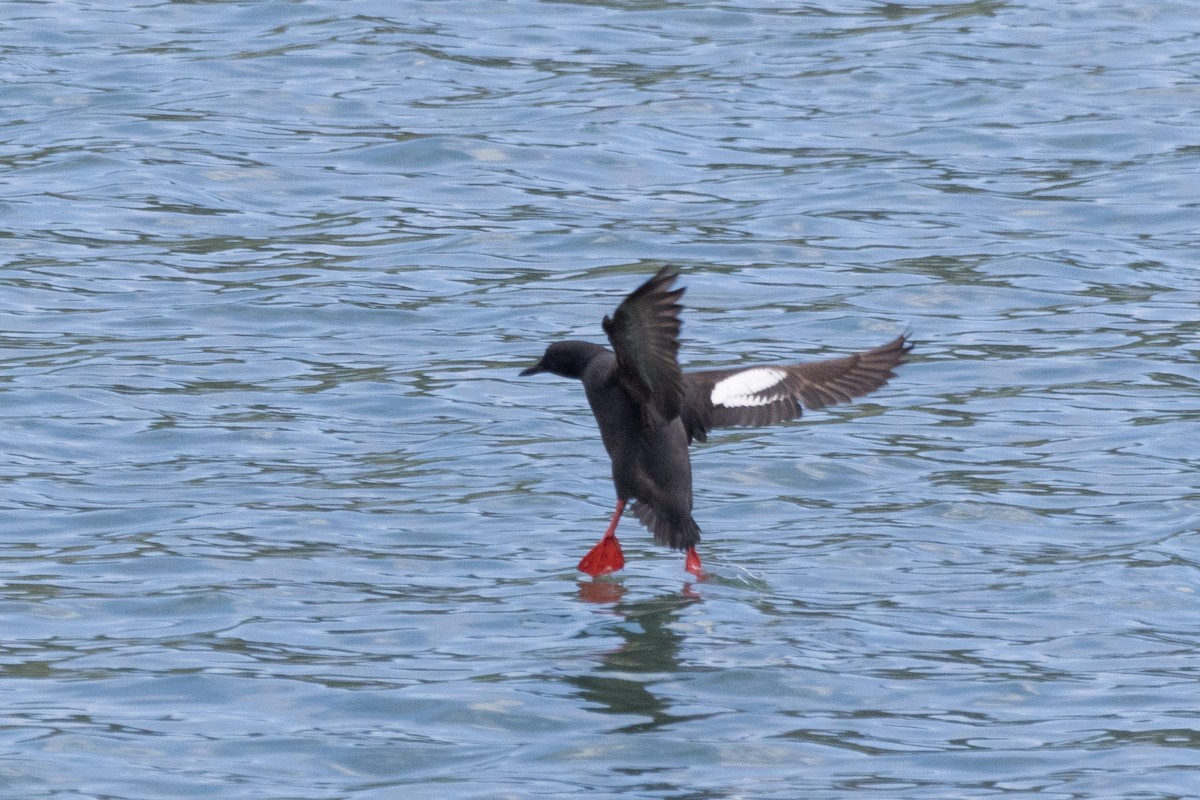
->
[{"left": 578, "top": 535, "right": 625, "bottom": 576}]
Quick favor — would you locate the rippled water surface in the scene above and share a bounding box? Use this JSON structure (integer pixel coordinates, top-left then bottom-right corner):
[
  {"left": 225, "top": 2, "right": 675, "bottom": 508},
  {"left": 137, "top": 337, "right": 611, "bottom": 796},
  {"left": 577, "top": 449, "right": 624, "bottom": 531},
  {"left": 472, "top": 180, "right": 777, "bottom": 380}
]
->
[{"left": 4, "top": 1, "right": 1199, "bottom": 798}]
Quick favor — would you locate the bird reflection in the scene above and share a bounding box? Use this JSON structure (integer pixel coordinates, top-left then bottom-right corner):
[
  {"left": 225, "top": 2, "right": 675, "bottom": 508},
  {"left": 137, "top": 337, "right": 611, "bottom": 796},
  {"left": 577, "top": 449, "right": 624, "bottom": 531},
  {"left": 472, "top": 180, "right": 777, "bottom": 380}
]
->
[{"left": 566, "top": 587, "right": 710, "bottom": 733}]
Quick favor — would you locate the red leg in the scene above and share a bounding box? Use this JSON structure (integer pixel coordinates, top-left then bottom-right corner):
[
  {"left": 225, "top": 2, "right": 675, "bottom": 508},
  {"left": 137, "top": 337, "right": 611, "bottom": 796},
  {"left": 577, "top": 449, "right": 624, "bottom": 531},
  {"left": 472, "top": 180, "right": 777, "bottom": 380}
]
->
[
  {"left": 684, "top": 547, "right": 703, "bottom": 578},
  {"left": 578, "top": 499, "right": 627, "bottom": 576}
]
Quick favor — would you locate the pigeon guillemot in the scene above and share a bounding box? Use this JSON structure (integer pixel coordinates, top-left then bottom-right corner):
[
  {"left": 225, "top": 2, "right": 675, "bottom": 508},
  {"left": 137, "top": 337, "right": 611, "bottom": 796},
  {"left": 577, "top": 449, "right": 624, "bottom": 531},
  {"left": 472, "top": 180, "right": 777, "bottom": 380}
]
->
[{"left": 520, "top": 267, "right": 910, "bottom": 578}]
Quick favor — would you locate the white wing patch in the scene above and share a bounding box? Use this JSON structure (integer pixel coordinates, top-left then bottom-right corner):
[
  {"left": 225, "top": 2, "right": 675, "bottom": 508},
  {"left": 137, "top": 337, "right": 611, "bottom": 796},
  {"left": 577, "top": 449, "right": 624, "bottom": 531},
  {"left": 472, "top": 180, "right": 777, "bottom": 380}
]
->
[{"left": 710, "top": 367, "right": 788, "bottom": 407}]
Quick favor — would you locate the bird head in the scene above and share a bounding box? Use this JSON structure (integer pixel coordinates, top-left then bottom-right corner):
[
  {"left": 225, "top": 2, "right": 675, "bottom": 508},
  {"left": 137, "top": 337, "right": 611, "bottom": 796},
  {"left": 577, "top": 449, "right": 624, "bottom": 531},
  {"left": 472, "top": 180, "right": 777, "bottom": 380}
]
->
[{"left": 519, "top": 341, "right": 603, "bottom": 379}]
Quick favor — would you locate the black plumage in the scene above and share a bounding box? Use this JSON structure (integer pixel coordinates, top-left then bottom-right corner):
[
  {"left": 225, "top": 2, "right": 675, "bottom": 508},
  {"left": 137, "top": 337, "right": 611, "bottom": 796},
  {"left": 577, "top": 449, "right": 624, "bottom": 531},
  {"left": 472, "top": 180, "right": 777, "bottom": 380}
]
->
[{"left": 520, "top": 267, "right": 910, "bottom": 576}]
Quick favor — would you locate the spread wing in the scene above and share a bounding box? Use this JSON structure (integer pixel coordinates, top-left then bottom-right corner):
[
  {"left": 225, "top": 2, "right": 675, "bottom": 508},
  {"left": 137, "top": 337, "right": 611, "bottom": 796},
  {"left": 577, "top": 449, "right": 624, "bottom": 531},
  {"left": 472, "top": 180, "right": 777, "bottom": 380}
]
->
[
  {"left": 602, "top": 267, "right": 685, "bottom": 423},
  {"left": 680, "top": 334, "right": 911, "bottom": 442}
]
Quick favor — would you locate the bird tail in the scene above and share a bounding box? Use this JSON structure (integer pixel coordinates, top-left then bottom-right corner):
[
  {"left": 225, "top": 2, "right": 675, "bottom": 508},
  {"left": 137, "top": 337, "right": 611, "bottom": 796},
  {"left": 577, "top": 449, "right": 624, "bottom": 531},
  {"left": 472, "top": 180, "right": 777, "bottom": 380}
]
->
[{"left": 630, "top": 501, "right": 701, "bottom": 552}]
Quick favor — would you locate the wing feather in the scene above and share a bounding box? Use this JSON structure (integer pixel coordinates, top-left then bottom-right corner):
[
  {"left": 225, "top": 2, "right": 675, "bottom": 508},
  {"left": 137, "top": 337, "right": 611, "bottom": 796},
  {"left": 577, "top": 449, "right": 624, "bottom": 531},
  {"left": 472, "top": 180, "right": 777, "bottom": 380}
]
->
[
  {"left": 602, "top": 267, "right": 685, "bottom": 423},
  {"left": 681, "top": 334, "right": 911, "bottom": 442}
]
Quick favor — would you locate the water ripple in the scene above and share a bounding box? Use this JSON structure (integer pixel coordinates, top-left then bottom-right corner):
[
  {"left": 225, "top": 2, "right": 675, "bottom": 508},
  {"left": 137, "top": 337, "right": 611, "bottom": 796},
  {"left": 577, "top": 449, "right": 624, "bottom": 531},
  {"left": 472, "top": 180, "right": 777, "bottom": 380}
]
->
[{"left": 4, "top": 0, "right": 1200, "bottom": 798}]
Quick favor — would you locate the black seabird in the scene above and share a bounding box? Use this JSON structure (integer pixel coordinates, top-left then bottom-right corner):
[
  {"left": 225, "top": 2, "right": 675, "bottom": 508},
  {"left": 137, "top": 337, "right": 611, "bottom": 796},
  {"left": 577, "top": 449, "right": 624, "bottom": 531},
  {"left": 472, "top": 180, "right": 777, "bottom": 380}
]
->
[{"left": 520, "top": 267, "right": 910, "bottom": 577}]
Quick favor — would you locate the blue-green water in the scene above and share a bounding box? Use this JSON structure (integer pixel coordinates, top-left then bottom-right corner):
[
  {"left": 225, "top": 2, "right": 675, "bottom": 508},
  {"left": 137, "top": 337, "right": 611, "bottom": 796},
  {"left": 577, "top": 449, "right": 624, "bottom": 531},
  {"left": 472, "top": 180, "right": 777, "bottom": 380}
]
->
[{"left": 4, "top": 1, "right": 1199, "bottom": 798}]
